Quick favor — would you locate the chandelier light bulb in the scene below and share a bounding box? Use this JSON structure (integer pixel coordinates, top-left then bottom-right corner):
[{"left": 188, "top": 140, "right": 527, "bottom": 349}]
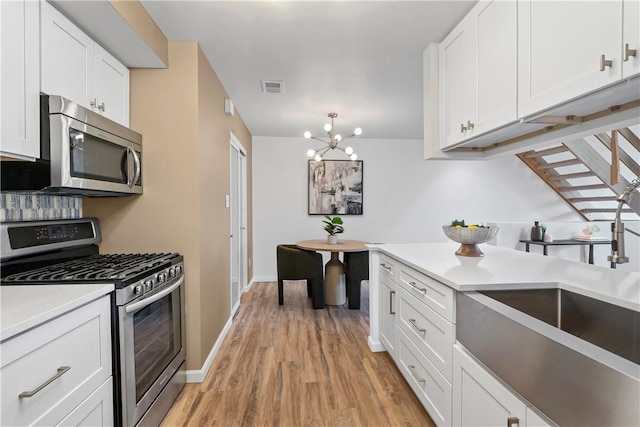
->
[{"left": 304, "top": 113, "right": 361, "bottom": 161}]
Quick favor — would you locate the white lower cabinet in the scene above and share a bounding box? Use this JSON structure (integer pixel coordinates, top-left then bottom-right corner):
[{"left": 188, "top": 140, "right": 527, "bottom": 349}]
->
[
  {"left": 379, "top": 274, "right": 397, "bottom": 358},
  {"left": 398, "top": 331, "right": 452, "bottom": 426},
  {"left": 453, "top": 345, "right": 555, "bottom": 427},
  {"left": 0, "top": 296, "right": 113, "bottom": 427},
  {"left": 375, "top": 253, "right": 555, "bottom": 427}
]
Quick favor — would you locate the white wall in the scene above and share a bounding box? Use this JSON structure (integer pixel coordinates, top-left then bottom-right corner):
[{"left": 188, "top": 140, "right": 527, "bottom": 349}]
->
[{"left": 252, "top": 136, "right": 591, "bottom": 280}]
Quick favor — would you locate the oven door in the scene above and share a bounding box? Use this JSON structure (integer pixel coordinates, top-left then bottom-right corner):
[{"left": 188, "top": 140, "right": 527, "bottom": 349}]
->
[
  {"left": 49, "top": 113, "right": 142, "bottom": 195},
  {"left": 118, "top": 276, "right": 185, "bottom": 427}
]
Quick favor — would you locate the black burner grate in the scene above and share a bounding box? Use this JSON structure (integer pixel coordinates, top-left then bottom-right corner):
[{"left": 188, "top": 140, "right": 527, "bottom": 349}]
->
[{"left": 2, "top": 253, "right": 179, "bottom": 283}]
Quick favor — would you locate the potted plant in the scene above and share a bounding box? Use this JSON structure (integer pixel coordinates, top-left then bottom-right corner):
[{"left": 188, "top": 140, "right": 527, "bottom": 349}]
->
[{"left": 323, "top": 215, "right": 344, "bottom": 244}]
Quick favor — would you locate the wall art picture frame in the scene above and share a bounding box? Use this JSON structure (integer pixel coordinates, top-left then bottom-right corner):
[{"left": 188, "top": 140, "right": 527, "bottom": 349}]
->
[{"left": 308, "top": 160, "right": 363, "bottom": 215}]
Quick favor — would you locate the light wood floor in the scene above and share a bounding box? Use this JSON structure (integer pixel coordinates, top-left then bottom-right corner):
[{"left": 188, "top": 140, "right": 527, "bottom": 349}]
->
[{"left": 161, "top": 281, "right": 434, "bottom": 427}]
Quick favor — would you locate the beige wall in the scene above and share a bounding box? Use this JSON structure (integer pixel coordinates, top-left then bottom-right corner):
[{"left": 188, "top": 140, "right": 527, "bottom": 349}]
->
[{"left": 84, "top": 41, "right": 253, "bottom": 371}]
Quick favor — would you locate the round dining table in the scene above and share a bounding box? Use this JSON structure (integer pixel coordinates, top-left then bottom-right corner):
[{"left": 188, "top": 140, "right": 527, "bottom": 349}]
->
[{"left": 296, "top": 239, "right": 368, "bottom": 306}]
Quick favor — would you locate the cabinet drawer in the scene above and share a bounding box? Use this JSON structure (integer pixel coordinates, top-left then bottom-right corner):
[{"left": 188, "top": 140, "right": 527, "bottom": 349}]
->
[
  {"left": 379, "top": 254, "right": 397, "bottom": 282},
  {"left": 56, "top": 377, "right": 113, "bottom": 427},
  {"left": 398, "top": 264, "right": 454, "bottom": 322},
  {"left": 1, "top": 296, "right": 111, "bottom": 427},
  {"left": 398, "top": 330, "right": 452, "bottom": 426},
  {"left": 398, "top": 287, "right": 454, "bottom": 382}
]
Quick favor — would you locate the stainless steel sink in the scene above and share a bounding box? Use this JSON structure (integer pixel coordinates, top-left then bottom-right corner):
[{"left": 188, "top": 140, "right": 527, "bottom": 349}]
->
[
  {"left": 478, "top": 288, "right": 639, "bottom": 365},
  {"left": 457, "top": 289, "right": 640, "bottom": 426}
]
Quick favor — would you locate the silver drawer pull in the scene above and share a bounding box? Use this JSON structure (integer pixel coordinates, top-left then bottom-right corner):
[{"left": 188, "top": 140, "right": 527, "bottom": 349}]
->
[
  {"left": 380, "top": 263, "right": 392, "bottom": 271},
  {"left": 408, "top": 364, "right": 426, "bottom": 384},
  {"left": 409, "top": 318, "right": 426, "bottom": 333},
  {"left": 19, "top": 366, "right": 71, "bottom": 398},
  {"left": 408, "top": 281, "right": 426, "bottom": 293},
  {"left": 390, "top": 290, "right": 396, "bottom": 315}
]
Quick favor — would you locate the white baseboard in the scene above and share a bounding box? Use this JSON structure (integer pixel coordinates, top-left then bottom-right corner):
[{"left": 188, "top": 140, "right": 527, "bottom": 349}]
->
[
  {"left": 368, "top": 336, "right": 385, "bottom": 352},
  {"left": 185, "top": 315, "right": 234, "bottom": 383},
  {"left": 250, "top": 276, "right": 276, "bottom": 284}
]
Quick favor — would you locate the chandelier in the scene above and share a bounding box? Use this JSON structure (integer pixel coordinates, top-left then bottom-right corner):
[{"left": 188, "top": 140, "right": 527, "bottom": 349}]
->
[{"left": 304, "top": 113, "right": 361, "bottom": 161}]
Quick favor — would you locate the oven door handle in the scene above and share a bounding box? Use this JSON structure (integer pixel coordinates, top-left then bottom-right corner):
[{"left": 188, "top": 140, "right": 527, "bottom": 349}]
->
[{"left": 125, "top": 276, "right": 184, "bottom": 313}]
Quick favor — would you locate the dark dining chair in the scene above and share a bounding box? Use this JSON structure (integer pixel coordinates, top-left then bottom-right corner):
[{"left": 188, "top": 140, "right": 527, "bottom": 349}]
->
[
  {"left": 276, "top": 244, "right": 324, "bottom": 309},
  {"left": 344, "top": 250, "right": 369, "bottom": 309}
]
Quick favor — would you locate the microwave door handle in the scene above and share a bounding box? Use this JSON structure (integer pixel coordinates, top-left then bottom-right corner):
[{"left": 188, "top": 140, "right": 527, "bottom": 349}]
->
[{"left": 126, "top": 147, "right": 141, "bottom": 187}]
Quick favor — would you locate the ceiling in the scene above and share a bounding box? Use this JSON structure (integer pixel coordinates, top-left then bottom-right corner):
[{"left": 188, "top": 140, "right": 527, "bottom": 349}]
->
[{"left": 139, "top": 1, "right": 476, "bottom": 140}]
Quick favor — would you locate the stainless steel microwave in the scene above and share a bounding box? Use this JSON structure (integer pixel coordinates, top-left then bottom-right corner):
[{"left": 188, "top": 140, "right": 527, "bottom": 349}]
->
[{"left": 1, "top": 95, "right": 142, "bottom": 196}]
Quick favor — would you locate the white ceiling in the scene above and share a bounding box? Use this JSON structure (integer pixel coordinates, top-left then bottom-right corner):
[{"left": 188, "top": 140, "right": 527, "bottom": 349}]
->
[{"left": 139, "top": 1, "right": 476, "bottom": 140}]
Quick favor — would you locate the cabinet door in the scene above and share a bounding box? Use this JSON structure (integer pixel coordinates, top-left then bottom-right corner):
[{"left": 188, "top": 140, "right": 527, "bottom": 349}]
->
[
  {"left": 453, "top": 345, "right": 527, "bottom": 427},
  {"left": 1, "top": 0, "right": 40, "bottom": 159},
  {"left": 379, "top": 275, "right": 397, "bottom": 358},
  {"left": 439, "top": 16, "right": 476, "bottom": 149},
  {"left": 623, "top": 0, "right": 640, "bottom": 77},
  {"left": 474, "top": 0, "right": 517, "bottom": 135},
  {"left": 94, "top": 45, "right": 130, "bottom": 126},
  {"left": 518, "top": 0, "right": 623, "bottom": 117},
  {"left": 41, "top": 0, "right": 94, "bottom": 110}
]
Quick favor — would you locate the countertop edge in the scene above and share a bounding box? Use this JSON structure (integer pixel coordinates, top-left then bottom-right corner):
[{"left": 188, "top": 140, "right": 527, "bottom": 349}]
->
[{"left": 1, "top": 284, "right": 114, "bottom": 342}]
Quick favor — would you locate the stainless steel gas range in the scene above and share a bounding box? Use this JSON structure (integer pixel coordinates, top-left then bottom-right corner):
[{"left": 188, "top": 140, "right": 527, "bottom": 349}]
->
[{"left": 0, "top": 218, "right": 185, "bottom": 427}]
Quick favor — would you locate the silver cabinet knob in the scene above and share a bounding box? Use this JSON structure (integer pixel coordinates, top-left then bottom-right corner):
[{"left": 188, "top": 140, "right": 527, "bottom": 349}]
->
[
  {"left": 467, "top": 120, "right": 475, "bottom": 130},
  {"left": 460, "top": 123, "right": 468, "bottom": 133},
  {"left": 600, "top": 54, "right": 613, "bottom": 71},
  {"left": 624, "top": 43, "right": 637, "bottom": 62}
]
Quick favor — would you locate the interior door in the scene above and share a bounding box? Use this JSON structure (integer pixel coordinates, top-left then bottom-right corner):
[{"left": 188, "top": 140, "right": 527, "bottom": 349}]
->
[{"left": 230, "top": 134, "right": 247, "bottom": 314}]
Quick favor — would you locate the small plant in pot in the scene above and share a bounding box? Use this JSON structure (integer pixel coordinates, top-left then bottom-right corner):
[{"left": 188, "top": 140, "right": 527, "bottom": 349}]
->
[{"left": 323, "top": 215, "right": 344, "bottom": 244}]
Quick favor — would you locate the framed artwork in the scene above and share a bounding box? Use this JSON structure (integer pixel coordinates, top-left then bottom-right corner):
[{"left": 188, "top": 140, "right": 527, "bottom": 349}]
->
[{"left": 308, "top": 160, "right": 363, "bottom": 215}]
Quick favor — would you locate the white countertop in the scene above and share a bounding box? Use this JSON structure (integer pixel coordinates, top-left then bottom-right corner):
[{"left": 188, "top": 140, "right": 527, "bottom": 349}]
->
[
  {"left": 0, "top": 284, "right": 114, "bottom": 342},
  {"left": 369, "top": 242, "right": 640, "bottom": 311}
]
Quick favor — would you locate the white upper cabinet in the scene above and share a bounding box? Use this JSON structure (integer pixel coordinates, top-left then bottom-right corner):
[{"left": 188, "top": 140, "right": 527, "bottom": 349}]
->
[
  {"left": 623, "top": 0, "right": 640, "bottom": 78},
  {"left": 439, "top": 17, "right": 476, "bottom": 149},
  {"left": 40, "top": 1, "right": 129, "bottom": 126},
  {"left": 439, "top": 1, "right": 517, "bottom": 150},
  {"left": 1, "top": 0, "right": 40, "bottom": 159},
  {"left": 518, "top": 1, "right": 623, "bottom": 117},
  {"left": 475, "top": 1, "right": 518, "bottom": 135},
  {"left": 94, "top": 45, "right": 130, "bottom": 125}
]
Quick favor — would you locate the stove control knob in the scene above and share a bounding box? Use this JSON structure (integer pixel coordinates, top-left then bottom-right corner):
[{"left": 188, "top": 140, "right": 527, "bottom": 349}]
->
[
  {"left": 133, "top": 285, "right": 143, "bottom": 295},
  {"left": 157, "top": 273, "right": 166, "bottom": 283},
  {"left": 169, "top": 267, "right": 176, "bottom": 278},
  {"left": 175, "top": 265, "right": 182, "bottom": 275},
  {"left": 143, "top": 280, "right": 153, "bottom": 292}
]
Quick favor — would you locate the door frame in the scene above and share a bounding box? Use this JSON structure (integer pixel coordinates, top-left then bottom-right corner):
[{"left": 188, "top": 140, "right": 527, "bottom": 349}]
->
[{"left": 229, "top": 132, "right": 248, "bottom": 315}]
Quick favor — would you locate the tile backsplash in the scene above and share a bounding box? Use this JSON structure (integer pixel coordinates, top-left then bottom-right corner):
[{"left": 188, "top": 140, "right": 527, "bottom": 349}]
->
[{"left": 1, "top": 193, "right": 82, "bottom": 222}]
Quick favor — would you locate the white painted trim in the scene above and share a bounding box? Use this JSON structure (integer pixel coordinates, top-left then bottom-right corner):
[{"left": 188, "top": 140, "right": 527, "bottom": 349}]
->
[
  {"left": 368, "top": 337, "right": 385, "bottom": 352},
  {"left": 250, "top": 276, "right": 276, "bottom": 284},
  {"left": 185, "top": 315, "right": 234, "bottom": 383}
]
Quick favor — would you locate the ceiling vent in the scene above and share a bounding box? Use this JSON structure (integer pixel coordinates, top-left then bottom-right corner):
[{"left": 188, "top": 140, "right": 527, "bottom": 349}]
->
[{"left": 261, "top": 80, "right": 283, "bottom": 94}]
